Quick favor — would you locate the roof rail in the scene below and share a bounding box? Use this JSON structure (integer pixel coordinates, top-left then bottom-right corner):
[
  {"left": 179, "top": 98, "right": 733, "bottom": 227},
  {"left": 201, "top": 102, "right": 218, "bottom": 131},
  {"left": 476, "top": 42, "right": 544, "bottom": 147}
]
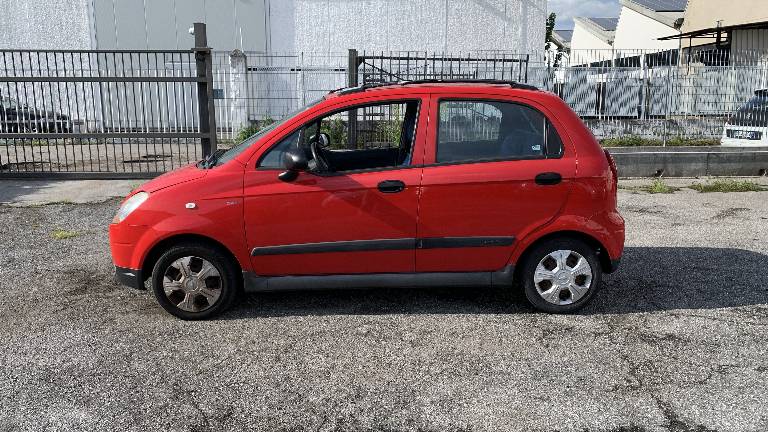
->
[
  {"left": 330, "top": 79, "right": 538, "bottom": 95},
  {"left": 400, "top": 79, "right": 539, "bottom": 91}
]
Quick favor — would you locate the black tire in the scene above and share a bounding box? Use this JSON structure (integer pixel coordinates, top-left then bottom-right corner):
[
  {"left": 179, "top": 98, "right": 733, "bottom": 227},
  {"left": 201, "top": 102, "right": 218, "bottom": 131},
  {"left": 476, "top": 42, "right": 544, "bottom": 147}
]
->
[
  {"left": 519, "top": 237, "right": 602, "bottom": 314},
  {"left": 151, "top": 242, "right": 240, "bottom": 320}
]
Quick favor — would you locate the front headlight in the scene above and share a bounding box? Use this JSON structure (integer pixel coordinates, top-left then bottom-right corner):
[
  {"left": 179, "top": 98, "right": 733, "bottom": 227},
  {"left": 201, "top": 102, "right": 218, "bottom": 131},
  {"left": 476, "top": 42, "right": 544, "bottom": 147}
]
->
[{"left": 113, "top": 192, "right": 149, "bottom": 224}]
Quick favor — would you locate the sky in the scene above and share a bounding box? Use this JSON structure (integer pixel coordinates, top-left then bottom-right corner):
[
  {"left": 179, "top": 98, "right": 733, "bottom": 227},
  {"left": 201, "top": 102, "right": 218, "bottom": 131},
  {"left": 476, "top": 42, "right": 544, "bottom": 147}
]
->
[{"left": 547, "top": 0, "right": 622, "bottom": 30}]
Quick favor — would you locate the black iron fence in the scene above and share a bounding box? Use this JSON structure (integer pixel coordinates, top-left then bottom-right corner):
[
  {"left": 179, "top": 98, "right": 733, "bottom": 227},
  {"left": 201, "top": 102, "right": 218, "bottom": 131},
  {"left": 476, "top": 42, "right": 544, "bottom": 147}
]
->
[
  {"left": 351, "top": 50, "right": 530, "bottom": 85},
  {"left": 0, "top": 23, "right": 216, "bottom": 178},
  {"left": 4, "top": 40, "right": 768, "bottom": 178}
]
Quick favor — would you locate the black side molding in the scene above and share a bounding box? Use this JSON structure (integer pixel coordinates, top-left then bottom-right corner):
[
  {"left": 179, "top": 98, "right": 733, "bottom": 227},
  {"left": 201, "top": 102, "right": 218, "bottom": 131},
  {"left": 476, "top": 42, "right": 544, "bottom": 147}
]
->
[
  {"left": 251, "top": 238, "right": 415, "bottom": 256},
  {"left": 417, "top": 237, "right": 514, "bottom": 249},
  {"left": 251, "top": 236, "right": 515, "bottom": 256}
]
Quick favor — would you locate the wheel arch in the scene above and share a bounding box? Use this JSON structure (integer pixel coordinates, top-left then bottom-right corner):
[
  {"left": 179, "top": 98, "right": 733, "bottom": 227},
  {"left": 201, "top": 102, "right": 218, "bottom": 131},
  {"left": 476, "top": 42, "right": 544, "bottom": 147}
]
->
[
  {"left": 513, "top": 230, "right": 614, "bottom": 276},
  {"left": 141, "top": 233, "right": 244, "bottom": 283}
]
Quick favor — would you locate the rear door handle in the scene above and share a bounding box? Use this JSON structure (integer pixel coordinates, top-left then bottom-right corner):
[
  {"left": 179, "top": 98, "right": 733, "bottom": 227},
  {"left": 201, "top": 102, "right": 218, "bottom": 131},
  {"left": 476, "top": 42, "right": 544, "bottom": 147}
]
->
[
  {"left": 378, "top": 180, "right": 406, "bottom": 193},
  {"left": 535, "top": 172, "right": 562, "bottom": 185}
]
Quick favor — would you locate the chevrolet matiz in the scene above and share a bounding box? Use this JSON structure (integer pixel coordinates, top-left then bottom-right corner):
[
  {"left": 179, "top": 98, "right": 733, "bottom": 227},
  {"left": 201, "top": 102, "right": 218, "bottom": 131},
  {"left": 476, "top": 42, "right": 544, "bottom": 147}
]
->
[{"left": 110, "top": 80, "right": 625, "bottom": 320}]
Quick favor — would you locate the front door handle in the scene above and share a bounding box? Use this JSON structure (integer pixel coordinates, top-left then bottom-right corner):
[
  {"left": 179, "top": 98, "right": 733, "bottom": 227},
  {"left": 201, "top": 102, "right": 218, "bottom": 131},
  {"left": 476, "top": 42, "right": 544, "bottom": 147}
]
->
[
  {"left": 535, "top": 172, "right": 562, "bottom": 185},
  {"left": 378, "top": 180, "right": 406, "bottom": 193}
]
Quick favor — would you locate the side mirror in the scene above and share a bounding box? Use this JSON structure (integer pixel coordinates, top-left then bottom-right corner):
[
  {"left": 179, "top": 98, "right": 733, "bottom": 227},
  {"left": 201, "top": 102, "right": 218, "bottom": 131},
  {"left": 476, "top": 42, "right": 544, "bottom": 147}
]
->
[{"left": 278, "top": 150, "right": 308, "bottom": 182}]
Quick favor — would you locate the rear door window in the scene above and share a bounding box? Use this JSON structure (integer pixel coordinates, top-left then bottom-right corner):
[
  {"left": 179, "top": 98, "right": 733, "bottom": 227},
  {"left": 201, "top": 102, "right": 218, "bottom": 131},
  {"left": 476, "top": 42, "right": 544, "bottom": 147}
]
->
[{"left": 436, "top": 100, "right": 562, "bottom": 164}]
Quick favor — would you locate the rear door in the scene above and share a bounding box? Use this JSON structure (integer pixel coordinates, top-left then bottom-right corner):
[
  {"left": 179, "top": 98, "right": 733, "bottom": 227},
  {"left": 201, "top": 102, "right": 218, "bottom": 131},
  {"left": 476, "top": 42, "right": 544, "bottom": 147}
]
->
[{"left": 416, "top": 95, "right": 576, "bottom": 272}]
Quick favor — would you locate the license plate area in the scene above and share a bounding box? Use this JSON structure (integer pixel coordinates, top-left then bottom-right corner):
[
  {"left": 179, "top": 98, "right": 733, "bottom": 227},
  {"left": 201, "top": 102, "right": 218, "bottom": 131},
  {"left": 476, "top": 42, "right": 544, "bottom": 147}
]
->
[{"left": 727, "top": 129, "right": 763, "bottom": 140}]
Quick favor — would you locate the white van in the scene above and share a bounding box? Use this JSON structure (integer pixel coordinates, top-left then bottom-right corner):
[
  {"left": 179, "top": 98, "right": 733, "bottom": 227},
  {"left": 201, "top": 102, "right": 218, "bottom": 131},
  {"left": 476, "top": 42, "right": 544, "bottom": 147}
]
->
[{"left": 722, "top": 89, "right": 768, "bottom": 147}]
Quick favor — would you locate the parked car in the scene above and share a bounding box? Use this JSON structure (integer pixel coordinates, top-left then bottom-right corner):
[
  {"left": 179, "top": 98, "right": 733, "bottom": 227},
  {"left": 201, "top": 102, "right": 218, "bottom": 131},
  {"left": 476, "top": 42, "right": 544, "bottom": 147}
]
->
[
  {"left": 0, "top": 96, "right": 72, "bottom": 133},
  {"left": 110, "top": 80, "right": 625, "bottom": 320},
  {"left": 721, "top": 89, "right": 768, "bottom": 147}
]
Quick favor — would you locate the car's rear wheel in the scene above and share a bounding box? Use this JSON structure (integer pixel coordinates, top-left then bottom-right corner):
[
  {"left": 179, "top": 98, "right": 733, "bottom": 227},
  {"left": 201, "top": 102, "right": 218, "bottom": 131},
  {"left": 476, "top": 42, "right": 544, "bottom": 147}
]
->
[
  {"left": 151, "top": 243, "right": 239, "bottom": 320},
  {"left": 520, "top": 238, "right": 601, "bottom": 313}
]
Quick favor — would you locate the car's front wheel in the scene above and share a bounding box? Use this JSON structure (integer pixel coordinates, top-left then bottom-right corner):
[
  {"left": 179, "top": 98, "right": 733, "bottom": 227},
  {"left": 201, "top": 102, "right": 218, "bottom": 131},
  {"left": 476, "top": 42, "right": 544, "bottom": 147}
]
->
[
  {"left": 151, "top": 243, "right": 239, "bottom": 320},
  {"left": 520, "top": 238, "right": 602, "bottom": 313}
]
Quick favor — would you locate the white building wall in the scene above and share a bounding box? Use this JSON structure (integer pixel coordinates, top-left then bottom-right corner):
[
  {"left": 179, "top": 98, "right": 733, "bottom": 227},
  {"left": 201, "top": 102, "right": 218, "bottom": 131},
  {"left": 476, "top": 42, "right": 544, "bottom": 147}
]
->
[
  {"left": 1, "top": 0, "right": 545, "bottom": 54},
  {"left": 91, "top": 0, "right": 268, "bottom": 51},
  {"left": 612, "top": 7, "right": 680, "bottom": 51},
  {"left": 569, "top": 22, "right": 612, "bottom": 65},
  {"left": 0, "top": 0, "right": 92, "bottom": 49},
  {"left": 269, "top": 0, "right": 546, "bottom": 54}
]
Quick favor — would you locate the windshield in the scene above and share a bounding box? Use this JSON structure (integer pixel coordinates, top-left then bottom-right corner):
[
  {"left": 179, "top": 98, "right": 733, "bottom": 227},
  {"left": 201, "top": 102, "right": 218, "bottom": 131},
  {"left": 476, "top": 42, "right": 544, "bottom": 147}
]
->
[{"left": 211, "top": 98, "right": 323, "bottom": 167}]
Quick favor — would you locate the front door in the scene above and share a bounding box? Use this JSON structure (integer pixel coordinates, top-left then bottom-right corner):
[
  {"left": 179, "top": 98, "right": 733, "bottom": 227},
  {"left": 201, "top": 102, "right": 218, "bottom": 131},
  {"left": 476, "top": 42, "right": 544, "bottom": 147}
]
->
[
  {"left": 416, "top": 97, "right": 576, "bottom": 272},
  {"left": 243, "top": 97, "right": 427, "bottom": 276}
]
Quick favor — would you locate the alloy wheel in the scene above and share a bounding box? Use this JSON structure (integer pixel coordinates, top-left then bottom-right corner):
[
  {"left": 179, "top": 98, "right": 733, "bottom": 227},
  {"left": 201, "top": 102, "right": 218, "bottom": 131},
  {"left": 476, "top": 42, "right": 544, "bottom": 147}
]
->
[
  {"left": 533, "top": 249, "right": 593, "bottom": 305},
  {"left": 162, "top": 256, "right": 223, "bottom": 312}
]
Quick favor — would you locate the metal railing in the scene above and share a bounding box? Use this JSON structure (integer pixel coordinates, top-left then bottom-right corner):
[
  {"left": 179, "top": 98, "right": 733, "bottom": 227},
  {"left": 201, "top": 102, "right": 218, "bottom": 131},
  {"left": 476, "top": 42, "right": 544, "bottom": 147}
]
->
[
  {"left": 211, "top": 51, "right": 347, "bottom": 141},
  {"left": 211, "top": 48, "right": 767, "bottom": 145},
  {"left": 4, "top": 44, "right": 766, "bottom": 178}
]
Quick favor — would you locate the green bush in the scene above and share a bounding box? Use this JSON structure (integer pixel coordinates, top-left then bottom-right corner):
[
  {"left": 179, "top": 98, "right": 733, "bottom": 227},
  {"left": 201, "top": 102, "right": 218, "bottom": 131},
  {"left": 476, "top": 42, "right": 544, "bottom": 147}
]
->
[
  {"left": 235, "top": 117, "right": 274, "bottom": 143},
  {"left": 320, "top": 117, "right": 348, "bottom": 149}
]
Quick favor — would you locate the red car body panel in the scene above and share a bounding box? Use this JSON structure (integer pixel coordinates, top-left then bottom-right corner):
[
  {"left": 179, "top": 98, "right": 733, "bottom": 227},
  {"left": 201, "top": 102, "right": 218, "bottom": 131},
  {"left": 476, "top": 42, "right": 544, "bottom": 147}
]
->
[
  {"left": 109, "top": 83, "right": 624, "bottom": 290},
  {"left": 110, "top": 163, "right": 251, "bottom": 273}
]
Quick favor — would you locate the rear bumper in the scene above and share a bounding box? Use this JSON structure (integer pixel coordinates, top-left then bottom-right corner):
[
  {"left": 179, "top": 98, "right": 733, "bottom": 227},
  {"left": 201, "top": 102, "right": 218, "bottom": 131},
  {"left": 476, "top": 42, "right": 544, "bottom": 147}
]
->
[
  {"left": 609, "top": 257, "right": 621, "bottom": 273},
  {"left": 114, "top": 266, "right": 145, "bottom": 290}
]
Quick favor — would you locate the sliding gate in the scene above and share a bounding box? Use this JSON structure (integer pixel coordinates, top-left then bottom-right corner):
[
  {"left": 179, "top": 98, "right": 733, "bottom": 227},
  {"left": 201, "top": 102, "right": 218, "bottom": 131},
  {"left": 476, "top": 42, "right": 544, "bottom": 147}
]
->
[{"left": 0, "top": 24, "right": 216, "bottom": 178}]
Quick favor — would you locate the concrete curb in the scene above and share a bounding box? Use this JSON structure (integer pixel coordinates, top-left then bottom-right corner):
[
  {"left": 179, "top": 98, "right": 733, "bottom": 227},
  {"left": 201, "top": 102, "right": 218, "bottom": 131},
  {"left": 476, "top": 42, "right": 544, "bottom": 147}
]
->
[{"left": 606, "top": 147, "right": 768, "bottom": 177}]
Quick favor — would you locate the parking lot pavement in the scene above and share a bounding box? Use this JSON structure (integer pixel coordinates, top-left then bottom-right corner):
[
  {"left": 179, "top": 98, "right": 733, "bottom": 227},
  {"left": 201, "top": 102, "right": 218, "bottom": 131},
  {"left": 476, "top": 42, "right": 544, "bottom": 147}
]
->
[{"left": 0, "top": 189, "right": 767, "bottom": 432}]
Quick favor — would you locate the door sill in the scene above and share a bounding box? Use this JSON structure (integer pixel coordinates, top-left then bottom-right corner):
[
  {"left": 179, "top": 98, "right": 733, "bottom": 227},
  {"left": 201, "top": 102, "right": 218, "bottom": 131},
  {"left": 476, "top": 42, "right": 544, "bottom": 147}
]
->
[{"left": 242, "top": 266, "right": 515, "bottom": 293}]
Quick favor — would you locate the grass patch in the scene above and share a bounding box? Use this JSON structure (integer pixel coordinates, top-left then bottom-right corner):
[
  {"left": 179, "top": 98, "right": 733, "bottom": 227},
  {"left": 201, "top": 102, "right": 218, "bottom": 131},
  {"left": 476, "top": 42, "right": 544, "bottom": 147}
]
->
[
  {"left": 619, "top": 178, "right": 679, "bottom": 194},
  {"left": 688, "top": 180, "right": 767, "bottom": 193},
  {"left": 646, "top": 178, "right": 679, "bottom": 193},
  {"left": 601, "top": 137, "right": 720, "bottom": 147},
  {"left": 51, "top": 228, "right": 80, "bottom": 240},
  {"left": 46, "top": 199, "right": 74, "bottom": 205}
]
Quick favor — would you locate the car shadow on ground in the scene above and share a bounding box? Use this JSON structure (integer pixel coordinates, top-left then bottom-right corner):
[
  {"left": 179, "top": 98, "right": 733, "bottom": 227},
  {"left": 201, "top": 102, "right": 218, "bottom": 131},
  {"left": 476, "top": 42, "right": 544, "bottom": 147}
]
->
[{"left": 224, "top": 247, "right": 768, "bottom": 319}]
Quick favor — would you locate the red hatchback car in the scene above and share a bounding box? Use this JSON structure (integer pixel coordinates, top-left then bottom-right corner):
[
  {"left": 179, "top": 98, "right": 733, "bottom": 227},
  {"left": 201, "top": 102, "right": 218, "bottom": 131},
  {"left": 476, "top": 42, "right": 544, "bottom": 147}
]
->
[{"left": 110, "top": 80, "right": 625, "bottom": 320}]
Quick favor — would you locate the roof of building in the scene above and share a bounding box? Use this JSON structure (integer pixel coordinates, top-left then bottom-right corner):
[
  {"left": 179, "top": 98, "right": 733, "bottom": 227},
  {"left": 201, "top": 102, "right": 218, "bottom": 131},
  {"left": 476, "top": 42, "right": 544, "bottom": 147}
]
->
[
  {"left": 589, "top": 17, "right": 620, "bottom": 31},
  {"left": 659, "top": 19, "right": 768, "bottom": 40},
  {"left": 620, "top": 0, "right": 686, "bottom": 28},
  {"left": 573, "top": 17, "right": 618, "bottom": 45},
  {"left": 554, "top": 29, "right": 573, "bottom": 42},
  {"left": 628, "top": 0, "right": 687, "bottom": 12}
]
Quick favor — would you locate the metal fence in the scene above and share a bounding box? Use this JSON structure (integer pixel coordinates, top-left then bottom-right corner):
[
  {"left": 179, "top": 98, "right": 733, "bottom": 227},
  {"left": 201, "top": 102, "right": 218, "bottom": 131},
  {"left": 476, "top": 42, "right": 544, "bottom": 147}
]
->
[
  {"left": 211, "top": 48, "right": 768, "bottom": 144},
  {"left": 533, "top": 48, "right": 768, "bottom": 142},
  {"left": 0, "top": 23, "right": 216, "bottom": 178},
  {"left": 211, "top": 51, "right": 347, "bottom": 141},
  {"left": 4, "top": 43, "right": 767, "bottom": 177}
]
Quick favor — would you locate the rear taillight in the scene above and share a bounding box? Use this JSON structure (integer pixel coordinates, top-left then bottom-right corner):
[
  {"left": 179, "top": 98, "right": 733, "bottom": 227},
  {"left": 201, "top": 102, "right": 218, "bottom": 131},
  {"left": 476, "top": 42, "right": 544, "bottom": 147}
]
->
[{"left": 604, "top": 149, "right": 618, "bottom": 181}]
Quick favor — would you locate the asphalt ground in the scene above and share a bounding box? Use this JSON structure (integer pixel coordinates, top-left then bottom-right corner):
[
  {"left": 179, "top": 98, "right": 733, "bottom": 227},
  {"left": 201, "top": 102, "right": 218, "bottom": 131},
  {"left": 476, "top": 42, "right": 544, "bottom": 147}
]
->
[{"left": 1, "top": 187, "right": 767, "bottom": 431}]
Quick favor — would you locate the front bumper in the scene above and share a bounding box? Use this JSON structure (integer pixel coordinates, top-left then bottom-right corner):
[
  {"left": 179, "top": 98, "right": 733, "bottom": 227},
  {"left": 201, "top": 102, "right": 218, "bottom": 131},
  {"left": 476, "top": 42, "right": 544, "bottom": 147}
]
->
[{"left": 114, "top": 266, "right": 145, "bottom": 290}]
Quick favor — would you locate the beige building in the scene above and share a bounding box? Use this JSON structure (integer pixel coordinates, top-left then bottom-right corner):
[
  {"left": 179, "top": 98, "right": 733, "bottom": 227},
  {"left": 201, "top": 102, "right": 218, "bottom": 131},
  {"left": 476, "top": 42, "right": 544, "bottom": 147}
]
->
[{"left": 659, "top": 0, "right": 768, "bottom": 64}]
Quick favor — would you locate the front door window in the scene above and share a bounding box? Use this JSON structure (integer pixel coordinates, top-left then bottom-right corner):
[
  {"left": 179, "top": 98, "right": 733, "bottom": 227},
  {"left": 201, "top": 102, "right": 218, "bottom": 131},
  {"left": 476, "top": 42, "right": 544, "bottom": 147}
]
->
[{"left": 258, "top": 100, "right": 420, "bottom": 173}]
